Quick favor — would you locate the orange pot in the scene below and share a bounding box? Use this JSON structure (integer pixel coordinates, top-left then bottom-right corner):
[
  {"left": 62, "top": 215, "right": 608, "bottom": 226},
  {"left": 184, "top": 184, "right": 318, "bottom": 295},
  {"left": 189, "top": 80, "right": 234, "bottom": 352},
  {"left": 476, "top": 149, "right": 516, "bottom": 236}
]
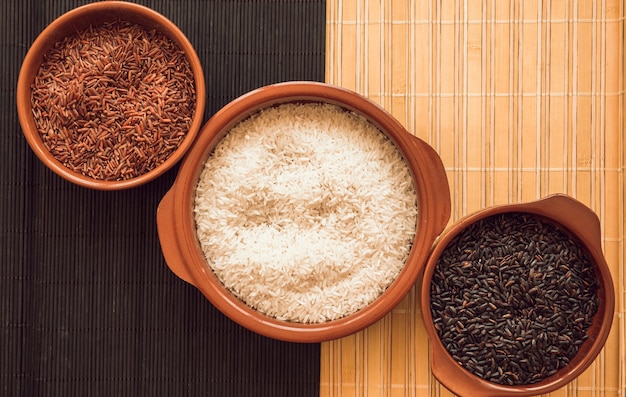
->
[
  {"left": 16, "top": 1, "right": 205, "bottom": 190},
  {"left": 421, "top": 194, "right": 615, "bottom": 396},
  {"left": 157, "top": 81, "right": 451, "bottom": 342}
]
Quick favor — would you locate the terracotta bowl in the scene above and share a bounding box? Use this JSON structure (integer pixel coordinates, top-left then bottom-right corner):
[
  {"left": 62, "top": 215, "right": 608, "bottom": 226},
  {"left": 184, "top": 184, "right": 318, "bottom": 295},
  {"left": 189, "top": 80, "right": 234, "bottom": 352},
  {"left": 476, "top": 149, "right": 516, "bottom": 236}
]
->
[
  {"left": 421, "top": 194, "right": 615, "bottom": 396},
  {"left": 16, "top": 1, "right": 205, "bottom": 190},
  {"left": 157, "top": 81, "right": 451, "bottom": 342}
]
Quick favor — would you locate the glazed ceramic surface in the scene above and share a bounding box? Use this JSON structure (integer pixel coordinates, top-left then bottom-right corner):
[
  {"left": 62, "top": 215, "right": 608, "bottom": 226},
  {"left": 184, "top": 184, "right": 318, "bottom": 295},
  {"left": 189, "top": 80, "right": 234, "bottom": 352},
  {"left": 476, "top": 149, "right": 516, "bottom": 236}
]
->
[
  {"left": 420, "top": 194, "right": 615, "bottom": 397},
  {"left": 157, "top": 81, "right": 451, "bottom": 342},
  {"left": 16, "top": 1, "right": 205, "bottom": 190}
]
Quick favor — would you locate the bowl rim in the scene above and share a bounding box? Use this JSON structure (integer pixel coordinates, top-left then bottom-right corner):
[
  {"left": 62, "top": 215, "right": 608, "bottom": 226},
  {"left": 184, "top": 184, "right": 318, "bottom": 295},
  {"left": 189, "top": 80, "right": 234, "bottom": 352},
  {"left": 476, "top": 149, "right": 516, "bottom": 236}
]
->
[
  {"left": 419, "top": 194, "right": 615, "bottom": 396},
  {"left": 157, "top": 81, "right": 451, "bottom": 342},
  {"left": 16, "top": 1, "right": 206, "bottom": 190}
]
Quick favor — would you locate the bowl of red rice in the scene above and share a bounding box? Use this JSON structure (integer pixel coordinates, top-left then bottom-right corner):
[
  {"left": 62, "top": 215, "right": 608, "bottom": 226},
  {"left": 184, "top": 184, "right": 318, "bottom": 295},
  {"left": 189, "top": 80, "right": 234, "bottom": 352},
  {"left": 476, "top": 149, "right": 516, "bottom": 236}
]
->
[
  {"left": 17, "top": 1, "right": 205, "bottom": 190},
  {"left": 157, "top": 81, "right": 451, "bottom": 342}
]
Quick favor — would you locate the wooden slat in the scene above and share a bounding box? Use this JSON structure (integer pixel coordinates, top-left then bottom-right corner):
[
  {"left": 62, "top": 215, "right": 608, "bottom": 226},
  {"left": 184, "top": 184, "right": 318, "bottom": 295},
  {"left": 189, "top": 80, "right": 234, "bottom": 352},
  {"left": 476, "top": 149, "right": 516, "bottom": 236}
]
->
[{"left": 321, "top": 0, "right": 625, "bottom": 396}]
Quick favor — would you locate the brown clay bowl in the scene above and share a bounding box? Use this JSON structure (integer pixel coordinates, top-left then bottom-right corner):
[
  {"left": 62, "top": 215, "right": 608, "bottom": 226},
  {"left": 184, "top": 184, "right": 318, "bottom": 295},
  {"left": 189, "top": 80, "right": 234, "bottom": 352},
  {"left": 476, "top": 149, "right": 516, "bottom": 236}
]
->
[
  {"left": 16, "top": 1, "right": 205, "bottom": 190},
  {"left": 157, "top": 81, "right": 451, "bottom": 342},
  {"left": 421, "top": 194, "right": 615, "bottom": 396}
]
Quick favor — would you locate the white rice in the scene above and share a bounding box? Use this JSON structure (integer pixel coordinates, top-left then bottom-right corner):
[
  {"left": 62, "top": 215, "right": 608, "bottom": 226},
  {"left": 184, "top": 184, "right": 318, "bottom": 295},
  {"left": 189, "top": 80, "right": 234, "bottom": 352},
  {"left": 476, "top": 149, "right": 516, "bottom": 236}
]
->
[{"left": 193, "top": 102, "right": 418, "bottom": 323}]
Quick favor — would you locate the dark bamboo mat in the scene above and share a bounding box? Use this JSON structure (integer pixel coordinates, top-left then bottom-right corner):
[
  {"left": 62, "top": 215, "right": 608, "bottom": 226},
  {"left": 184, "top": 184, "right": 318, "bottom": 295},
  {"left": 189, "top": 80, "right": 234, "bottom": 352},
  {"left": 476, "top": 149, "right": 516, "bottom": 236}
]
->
[{"left": 1, "top": 0, "right": 325, "bottom": 395}]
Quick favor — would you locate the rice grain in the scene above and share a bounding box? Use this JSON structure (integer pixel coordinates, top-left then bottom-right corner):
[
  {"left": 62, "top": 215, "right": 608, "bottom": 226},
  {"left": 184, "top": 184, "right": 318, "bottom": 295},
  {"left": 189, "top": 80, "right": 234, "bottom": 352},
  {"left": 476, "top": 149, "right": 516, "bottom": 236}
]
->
[
  {"left": 194, "top": 103, "right": 418, "bottom": 323},
  {"left": 31, "top": 20, "right": 195, "bottom": 181}
]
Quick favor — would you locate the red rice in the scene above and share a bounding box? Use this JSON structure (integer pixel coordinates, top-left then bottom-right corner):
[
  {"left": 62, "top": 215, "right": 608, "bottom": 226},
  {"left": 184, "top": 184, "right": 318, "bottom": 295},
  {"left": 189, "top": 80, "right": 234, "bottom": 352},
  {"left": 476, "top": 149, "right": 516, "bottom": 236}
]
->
[{"left": 31, "top": 20, "right": 196, "bottom": 181}]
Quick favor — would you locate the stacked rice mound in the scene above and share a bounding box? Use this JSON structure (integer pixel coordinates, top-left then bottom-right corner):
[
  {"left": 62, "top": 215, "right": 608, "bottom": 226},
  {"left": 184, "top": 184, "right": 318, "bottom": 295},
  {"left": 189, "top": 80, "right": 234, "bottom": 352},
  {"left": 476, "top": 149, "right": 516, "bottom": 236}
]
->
[{"left": 194, "top": 103, "right": 418, "bottom": 323}]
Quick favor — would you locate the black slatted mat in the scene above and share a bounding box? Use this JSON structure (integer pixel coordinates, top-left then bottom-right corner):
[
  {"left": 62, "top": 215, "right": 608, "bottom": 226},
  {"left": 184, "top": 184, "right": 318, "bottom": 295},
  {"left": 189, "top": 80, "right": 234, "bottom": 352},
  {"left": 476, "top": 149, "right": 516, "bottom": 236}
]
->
[{"left": 1, "top": 1, "right": 325, "bottom": 395}]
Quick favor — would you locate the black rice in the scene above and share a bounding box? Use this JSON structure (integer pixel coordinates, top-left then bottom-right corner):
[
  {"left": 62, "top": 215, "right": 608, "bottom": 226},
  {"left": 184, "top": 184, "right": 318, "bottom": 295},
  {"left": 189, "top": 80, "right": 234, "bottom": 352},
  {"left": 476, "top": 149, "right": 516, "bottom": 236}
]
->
[{"left": 430, "top": 212, "right": 599, "bottom": 385}]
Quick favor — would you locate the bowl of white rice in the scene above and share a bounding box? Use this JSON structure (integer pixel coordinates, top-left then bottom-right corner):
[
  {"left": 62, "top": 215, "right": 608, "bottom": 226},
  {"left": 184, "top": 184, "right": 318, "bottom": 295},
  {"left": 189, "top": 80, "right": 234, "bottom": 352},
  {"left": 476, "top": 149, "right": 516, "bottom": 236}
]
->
[{"left": 157, "top": 81, "right": 451, "bottom": 342}]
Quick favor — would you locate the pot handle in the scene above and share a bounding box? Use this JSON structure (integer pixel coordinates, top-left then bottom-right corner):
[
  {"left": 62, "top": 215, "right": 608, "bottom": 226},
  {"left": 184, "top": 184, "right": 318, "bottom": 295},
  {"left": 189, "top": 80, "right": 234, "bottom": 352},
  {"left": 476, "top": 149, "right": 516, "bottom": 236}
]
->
[
  {"left": 405, "top": 134, "right": 451, "bottom": 237},
  {"left": 156, "top": 187, "right": 196, "bottom": 286},
  {"left": 520, "top": 194, "right": 603, "bottom": 252}
]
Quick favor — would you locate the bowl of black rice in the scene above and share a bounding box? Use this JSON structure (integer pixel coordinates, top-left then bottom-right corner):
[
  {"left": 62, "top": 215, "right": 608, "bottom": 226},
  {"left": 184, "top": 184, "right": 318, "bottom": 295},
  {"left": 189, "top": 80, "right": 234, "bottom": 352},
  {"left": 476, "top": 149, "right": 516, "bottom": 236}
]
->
[
  {"left": 17, "top": 1, "right": 205, "bottom": 190},
  {"left": 420, "top": 193, "right": 615, "bottom": 397}
]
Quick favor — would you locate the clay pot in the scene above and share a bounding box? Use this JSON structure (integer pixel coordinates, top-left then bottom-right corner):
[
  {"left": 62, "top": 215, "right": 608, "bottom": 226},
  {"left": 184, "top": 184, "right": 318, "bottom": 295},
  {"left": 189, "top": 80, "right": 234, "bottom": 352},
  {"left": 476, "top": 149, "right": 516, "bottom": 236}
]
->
[
  {"left": 16, "top": 1, "right": 205, "bottom": 190},
  {"left": 157, "top": 81, "right": 451, "bottom": 342},
  {"left": 420, "top": 194, "right": 615, "bottom": 397}
]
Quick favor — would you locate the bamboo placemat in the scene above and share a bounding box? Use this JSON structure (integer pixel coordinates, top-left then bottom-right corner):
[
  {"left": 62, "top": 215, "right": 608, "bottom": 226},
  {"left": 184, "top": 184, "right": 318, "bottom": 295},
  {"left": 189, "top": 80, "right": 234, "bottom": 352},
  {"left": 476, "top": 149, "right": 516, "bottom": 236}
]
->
[
  {"left": 0, "top": 1, "right": 325, "bottom": 395},
  {"left": 321, "top": 1, "right": 624, "bottom": 396}
]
